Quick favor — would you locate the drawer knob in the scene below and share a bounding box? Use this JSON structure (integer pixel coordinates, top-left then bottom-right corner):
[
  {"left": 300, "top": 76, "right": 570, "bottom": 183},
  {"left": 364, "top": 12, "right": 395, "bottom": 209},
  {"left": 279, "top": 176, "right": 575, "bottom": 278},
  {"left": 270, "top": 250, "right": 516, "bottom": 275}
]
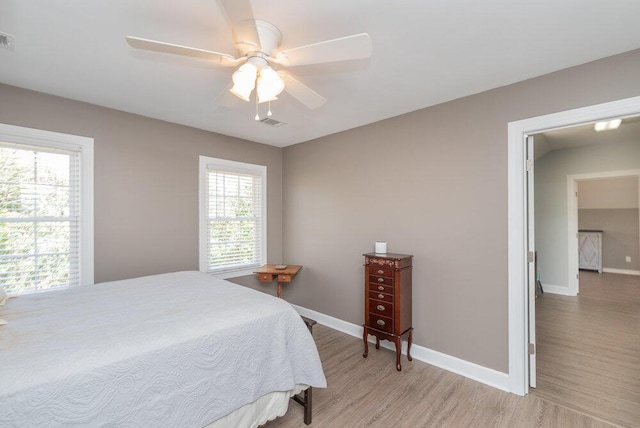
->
[
  {"left": 377, "top": 269, "right": 384, "bottom": 274},
  {"left": 377, "top": 278, "right": 384, "bottom": 283},
  {"left": 378, "top": 286, "right": 384, "bottom": 291},
  {"left": 377, "top": 319, "right": 386, "bottom": 326},
  {"left": 377, "top": 305, "right": 385, "bottom": 311},
  {"left": 378, "top": 293, "right": 384, "bottom": 299}
]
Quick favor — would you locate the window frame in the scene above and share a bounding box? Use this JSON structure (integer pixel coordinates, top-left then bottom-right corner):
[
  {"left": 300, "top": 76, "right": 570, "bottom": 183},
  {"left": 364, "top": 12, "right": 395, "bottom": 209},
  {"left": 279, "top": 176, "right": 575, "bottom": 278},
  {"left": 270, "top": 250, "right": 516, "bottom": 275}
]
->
[
  {"left": 198, "top": 156, "right": 267, "bottom": 279},
  {"left": 0, "top": 123, "right": 94, "bottom": 291}
]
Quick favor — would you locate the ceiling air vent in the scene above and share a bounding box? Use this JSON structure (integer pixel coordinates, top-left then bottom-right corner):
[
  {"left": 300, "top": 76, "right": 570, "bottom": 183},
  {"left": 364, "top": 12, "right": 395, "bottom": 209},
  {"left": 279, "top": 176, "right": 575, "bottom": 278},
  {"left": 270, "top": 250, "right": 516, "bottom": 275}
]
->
[
  {"left": 259, "top": 117, "right": 286, "bottom": 128},
  {"left": 0, "top": 32, "right": 15, "bottom": 51}
]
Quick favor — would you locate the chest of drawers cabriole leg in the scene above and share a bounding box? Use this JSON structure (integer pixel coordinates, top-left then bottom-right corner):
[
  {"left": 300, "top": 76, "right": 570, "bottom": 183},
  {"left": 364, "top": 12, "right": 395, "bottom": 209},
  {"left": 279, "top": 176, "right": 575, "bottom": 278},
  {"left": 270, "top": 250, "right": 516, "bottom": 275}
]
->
[{"left": 362, "top": 252, "right": 413, "bottom": 371}]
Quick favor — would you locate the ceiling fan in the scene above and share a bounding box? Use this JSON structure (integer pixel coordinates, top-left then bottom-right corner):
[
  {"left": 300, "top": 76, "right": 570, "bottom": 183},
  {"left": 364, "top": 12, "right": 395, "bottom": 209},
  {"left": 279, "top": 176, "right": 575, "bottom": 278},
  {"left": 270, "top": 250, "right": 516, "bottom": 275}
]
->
[{"left": 126, "top": 0, "right": 372, "bottom": 118}]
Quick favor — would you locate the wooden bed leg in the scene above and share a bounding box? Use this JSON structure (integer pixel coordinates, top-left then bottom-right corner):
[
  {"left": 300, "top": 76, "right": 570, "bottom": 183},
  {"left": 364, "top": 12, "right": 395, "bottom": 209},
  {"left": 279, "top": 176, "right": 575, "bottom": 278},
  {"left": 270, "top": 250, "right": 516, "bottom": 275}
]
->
[
  {"left": 292, "top": 386, "right": 312, "bottom": 425},
  {"left": 362, "top": 325, "right": 369, "bottom": 358},
  {"left": 303, "top": 386, "right": 312, "bottom": 425}
]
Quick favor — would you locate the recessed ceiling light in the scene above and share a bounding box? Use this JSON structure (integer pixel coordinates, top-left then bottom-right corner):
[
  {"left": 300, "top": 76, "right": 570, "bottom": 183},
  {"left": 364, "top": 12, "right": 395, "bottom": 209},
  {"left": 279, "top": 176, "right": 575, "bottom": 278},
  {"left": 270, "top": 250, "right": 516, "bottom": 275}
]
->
[{"left": 594, "top": 118, "right": 622, "bottom": 132}]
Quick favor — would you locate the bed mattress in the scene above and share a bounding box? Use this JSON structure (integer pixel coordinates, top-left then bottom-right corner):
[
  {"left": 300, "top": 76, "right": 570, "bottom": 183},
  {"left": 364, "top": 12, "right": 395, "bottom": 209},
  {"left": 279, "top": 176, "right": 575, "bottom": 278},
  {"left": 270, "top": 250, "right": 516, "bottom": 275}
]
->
[{"left": 0, "top": 271, "right": 326, "bottom": 427}]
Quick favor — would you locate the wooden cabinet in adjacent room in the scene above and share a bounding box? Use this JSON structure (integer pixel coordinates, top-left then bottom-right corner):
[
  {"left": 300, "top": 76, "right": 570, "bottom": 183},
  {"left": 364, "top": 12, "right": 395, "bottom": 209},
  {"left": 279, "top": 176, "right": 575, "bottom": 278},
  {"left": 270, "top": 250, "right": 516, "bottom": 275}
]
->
[
  {"left": 362, "top": 252, "right": 413, "bottom": 371},
  {"left": 578, "top": 230, "right": 603, "bottom": 273}
]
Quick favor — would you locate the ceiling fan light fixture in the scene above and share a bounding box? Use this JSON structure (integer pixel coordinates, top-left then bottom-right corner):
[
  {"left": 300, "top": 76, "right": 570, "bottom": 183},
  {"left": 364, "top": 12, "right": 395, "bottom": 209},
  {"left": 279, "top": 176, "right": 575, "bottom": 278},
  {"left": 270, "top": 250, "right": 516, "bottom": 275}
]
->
[
  {"left": 257, "top": 66, "right": 285, "bottom": 103},
  {"left": 230, "top": 62, "right": 258, "bottom": 102}
]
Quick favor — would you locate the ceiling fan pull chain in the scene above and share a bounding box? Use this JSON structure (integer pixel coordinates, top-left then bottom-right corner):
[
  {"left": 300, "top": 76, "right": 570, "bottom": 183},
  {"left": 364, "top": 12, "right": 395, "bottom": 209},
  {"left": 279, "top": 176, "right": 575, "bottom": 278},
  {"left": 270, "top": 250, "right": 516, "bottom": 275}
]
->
[{"left": 268, "top": 101, "right": 273, "bottom": 117}]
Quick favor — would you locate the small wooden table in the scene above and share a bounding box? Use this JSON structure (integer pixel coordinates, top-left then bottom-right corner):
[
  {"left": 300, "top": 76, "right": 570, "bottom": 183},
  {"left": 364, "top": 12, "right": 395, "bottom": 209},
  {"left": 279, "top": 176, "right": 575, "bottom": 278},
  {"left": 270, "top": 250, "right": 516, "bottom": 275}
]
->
[{"left": 254, "top": 264, "right": 303, "bottom": 298}]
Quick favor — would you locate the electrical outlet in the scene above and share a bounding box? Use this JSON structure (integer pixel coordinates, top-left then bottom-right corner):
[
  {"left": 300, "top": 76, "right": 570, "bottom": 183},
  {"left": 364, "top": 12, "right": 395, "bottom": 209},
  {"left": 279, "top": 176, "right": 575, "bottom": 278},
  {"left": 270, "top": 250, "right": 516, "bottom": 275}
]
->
[{"left": 625, "top": 256, "right": 631, "bottom": 263}]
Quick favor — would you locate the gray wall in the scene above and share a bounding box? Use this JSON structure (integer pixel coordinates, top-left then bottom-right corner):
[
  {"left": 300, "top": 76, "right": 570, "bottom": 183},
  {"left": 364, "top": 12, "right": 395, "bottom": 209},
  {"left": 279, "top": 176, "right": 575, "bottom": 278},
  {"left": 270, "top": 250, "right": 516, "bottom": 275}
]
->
[
  {"left": 578, "top": 176, "right": 638, "bottom": 209},
  {"left": 0, "top": 84, "right": 283, "bottom": 283},
  {"left": 579, "top": 208, "right": 640, "bottom": 270},
  {"left": 535, "top": 141, "right": 640, "bottom": 289},
  {"left": 282, "top": 49, "right": 640, "bottom": 373}
]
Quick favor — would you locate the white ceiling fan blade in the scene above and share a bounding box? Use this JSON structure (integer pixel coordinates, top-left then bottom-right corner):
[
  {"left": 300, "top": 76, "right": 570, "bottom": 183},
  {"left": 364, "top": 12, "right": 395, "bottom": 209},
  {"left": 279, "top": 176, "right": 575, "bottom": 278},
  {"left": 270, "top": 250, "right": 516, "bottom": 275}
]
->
[
  {"left": 276, "top": 33, "right": 372, "bottom": 67},
  {"left": 126, "top": 36, "right": 240, "bottom": 66},
  {"left": 217, "top": 0, "right": 260, "bottom": 50},
  {"left": 279, "top": 71, "right": 327, "bottom": 110}
]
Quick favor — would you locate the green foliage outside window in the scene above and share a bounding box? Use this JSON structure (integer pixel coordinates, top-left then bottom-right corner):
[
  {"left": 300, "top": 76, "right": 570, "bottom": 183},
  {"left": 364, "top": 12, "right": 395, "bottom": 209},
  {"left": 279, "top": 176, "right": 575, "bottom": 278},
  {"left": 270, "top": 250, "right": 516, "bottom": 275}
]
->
[{"left": 0, "top": 146, "right": 76, "bottom": 293}]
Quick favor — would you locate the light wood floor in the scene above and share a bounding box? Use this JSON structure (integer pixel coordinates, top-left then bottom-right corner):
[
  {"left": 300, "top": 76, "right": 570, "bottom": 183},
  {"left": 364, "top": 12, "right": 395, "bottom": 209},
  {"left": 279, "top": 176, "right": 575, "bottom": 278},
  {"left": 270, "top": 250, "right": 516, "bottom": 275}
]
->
[
  {"left": 533, "top": 271, "right": 640, "bottom": 428},
  {"left": 266, "top": 324, "right": 616, "bottom": 427}
]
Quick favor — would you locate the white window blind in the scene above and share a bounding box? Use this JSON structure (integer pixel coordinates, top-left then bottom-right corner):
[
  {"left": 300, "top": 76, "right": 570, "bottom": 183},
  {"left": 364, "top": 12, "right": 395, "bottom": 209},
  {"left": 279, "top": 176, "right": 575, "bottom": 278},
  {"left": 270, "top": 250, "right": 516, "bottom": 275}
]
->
[
  {"left": 200, "top": 157, "right": 266, "bottom": 276},
  {"left": 0, "top": 142, "right": 81, "bottom": 294}
]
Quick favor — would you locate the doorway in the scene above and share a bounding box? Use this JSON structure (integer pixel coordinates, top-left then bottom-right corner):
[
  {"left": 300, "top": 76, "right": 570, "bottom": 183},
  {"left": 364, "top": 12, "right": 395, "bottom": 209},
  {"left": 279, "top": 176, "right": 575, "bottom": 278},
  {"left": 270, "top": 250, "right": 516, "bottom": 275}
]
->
[
  {"left": 530, "top": 125, "right": 640, "bottom": 426},
  {"left": 507, "top": 95, "right": 640, "bottom": 397},
  {"left": 569, "top": 172, "right": 640, "bottom": 295},
  {"left": 533, "top": 122, "right": 640, "bottom": 298}
]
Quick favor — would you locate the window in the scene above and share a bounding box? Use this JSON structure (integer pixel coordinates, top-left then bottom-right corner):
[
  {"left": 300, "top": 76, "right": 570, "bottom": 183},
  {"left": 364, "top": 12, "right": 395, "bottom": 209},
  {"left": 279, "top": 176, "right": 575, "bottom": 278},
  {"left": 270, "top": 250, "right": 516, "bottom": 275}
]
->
[
  {"left": 199, "top": 156, "right": 266, "bottom": 278},
  {"left": 0, "top": 124, "right": 93, "bottom": 294}
]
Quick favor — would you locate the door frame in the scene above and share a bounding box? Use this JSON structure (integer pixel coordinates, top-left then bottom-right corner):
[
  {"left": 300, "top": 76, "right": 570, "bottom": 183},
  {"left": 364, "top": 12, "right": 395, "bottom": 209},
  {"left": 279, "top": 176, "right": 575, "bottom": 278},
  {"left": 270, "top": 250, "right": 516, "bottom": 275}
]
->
[
  {"left": 568, "top": 170, "right": 640, "bottom": 296},
  {"left": 507, "top": 95, "right": 640, "bottom": 395}
]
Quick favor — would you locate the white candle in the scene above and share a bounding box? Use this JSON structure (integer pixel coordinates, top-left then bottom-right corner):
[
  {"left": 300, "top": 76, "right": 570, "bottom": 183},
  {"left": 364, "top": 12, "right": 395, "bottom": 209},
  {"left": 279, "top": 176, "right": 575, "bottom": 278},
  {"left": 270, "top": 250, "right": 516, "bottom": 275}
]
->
[{"left": 375, "top": 241, "right": 387, "bottom": 254}]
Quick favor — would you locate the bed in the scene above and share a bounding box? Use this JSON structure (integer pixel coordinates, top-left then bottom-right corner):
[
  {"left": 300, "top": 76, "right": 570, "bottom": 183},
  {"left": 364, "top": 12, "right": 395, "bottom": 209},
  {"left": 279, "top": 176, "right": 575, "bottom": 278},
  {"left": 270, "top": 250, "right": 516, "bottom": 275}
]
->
[{"left": 0, "top": 271, "right": 326, "bottom": 427}]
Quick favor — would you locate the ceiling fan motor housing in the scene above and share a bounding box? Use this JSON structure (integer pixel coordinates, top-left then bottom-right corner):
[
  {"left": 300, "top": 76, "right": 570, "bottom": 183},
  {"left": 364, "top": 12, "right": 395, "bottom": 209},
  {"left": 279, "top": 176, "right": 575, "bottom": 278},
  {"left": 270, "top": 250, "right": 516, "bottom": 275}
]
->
[{"left": 235, "top": 19, "right": 282, "bottom": 57}]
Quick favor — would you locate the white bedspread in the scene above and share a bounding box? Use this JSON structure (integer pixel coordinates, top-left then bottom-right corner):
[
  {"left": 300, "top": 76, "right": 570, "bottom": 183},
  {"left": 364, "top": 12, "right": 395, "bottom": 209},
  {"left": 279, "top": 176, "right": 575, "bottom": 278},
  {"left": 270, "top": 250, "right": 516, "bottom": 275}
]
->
[{"left": 0, "top": 271, "right": 326, "bottom": 427}]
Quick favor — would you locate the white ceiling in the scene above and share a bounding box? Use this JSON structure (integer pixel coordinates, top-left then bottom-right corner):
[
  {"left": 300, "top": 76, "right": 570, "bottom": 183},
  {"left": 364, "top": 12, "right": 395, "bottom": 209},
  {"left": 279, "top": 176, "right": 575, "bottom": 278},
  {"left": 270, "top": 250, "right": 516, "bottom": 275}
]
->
[
  {"left": 2, "top": 0, "right": 640, "bottom": 148},
  {"left": 535, "top": 116, "right": 640, "bottom": 159}
]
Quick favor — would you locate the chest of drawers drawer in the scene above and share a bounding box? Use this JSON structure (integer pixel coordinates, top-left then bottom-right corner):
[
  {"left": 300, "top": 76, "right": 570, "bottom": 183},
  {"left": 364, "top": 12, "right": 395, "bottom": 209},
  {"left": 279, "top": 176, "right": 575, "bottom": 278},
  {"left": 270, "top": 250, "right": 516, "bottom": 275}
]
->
[
  {"left": 368, "top": 274, "right": 393, "bottom": 287},
  {"left": 369, "top": 283, "right": 393, "bottom": 294},
  {"left": 368, "top": 290, "right": 393, "bottom": 303},
  {"left": 370, "top": 267, "right": 393, "bottom": 277},
  {"left": 369, "top": 300, "right": 393, "bottom": 318},
  {"left": 369, "top": 313, "right": 393, "bottom": 333}
]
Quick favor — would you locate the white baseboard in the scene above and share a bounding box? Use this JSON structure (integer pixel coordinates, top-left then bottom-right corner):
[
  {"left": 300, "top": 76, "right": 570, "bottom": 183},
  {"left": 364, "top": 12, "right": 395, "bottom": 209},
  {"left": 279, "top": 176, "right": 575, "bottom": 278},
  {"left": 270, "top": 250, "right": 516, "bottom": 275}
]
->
[
  {"left": 540, "top": 283, "right": 572, "bottom": 296},
  {"left": 603, "top": 267, "right": 640, "bottom": 276},
  {"left": 292, "top": 304, "right": 509, "bottom": 393}
]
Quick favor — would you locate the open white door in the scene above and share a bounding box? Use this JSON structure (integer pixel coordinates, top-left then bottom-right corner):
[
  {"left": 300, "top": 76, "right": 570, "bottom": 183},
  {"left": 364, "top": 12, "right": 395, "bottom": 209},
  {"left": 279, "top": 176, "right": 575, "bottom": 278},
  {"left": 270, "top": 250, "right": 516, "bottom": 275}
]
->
[{"left": 526, "top": 135, "right": 537, "bottom": 388}]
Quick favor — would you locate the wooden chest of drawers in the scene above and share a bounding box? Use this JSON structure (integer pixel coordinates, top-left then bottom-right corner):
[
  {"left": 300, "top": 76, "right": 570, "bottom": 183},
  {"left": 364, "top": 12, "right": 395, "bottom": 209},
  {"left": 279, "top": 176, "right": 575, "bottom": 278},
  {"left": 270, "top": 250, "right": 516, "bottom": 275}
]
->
[{"left": 362, "top": 252, "right": 413, "bottom": 371}]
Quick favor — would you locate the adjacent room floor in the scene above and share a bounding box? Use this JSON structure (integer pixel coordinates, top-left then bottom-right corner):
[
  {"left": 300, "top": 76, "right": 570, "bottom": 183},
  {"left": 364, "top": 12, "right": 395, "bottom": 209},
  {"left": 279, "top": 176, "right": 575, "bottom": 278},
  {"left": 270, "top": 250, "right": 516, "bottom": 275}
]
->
[
  {"left": 533, "top": 271, "right": 640, "bottom": 428},
  {"left": 268, "top": 323, "right": 616, "bottom": 427}
]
